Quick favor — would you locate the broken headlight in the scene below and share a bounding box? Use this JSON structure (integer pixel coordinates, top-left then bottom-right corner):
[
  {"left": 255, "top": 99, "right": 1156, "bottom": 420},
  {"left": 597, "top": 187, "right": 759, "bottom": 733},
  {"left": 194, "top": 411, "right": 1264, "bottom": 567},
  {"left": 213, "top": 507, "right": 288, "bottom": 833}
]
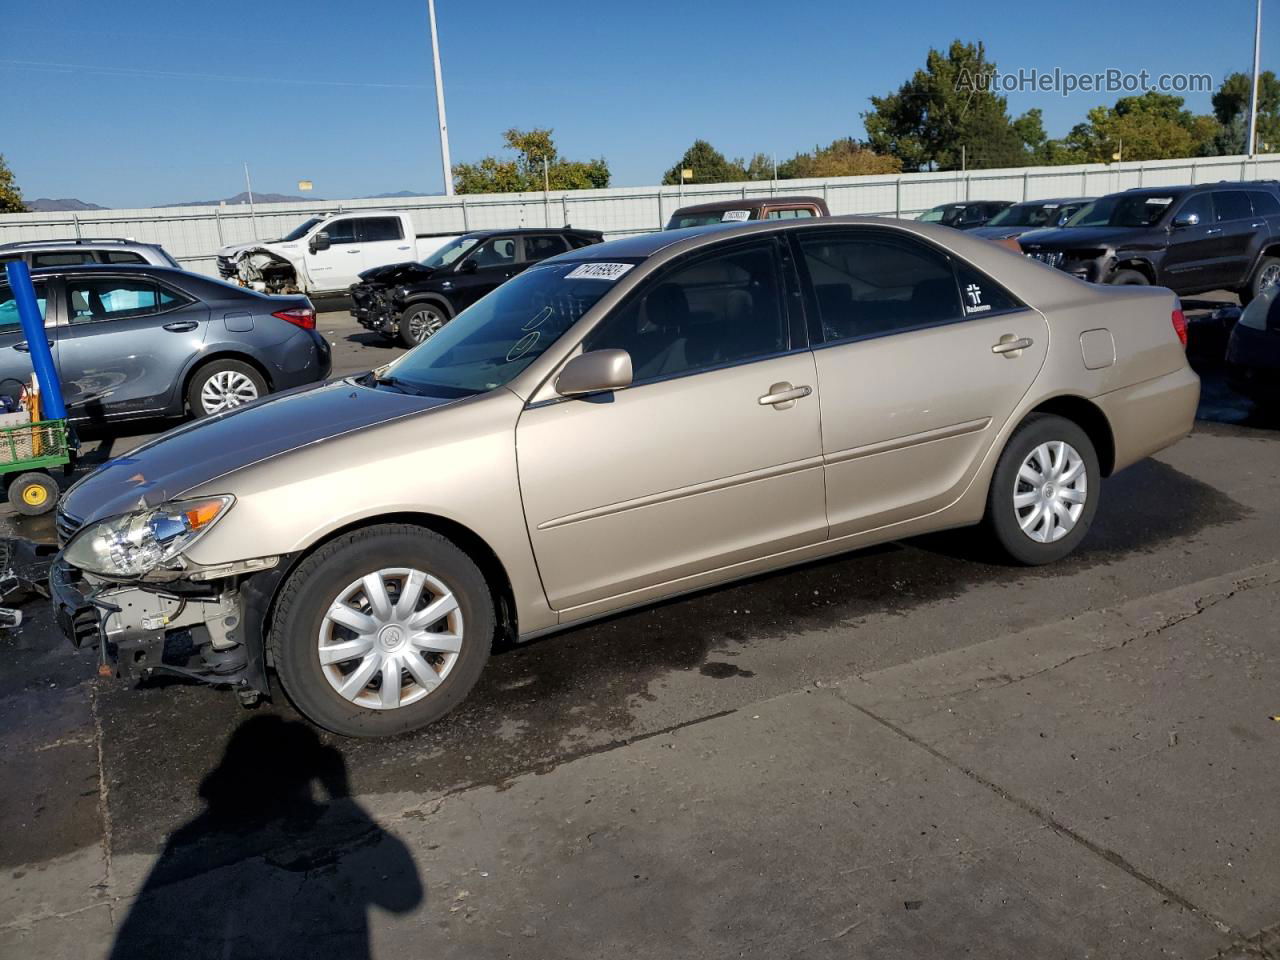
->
[{"left": 63, "top": 497, "right": 234, "bottom": 578}]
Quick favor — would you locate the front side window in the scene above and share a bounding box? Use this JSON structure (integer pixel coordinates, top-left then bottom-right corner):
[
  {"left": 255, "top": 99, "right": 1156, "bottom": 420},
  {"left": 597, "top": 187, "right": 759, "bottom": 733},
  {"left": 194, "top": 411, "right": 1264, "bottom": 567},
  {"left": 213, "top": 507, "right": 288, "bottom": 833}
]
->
[
  {"left": 0, "top": 282, "right": 48, "bottom": 332},
  {"left": 523, "top": 235, "right": 569, "bottom": 262},
  {"left": 1176, "top": 193, "right": 1214, "bottom": 225},
  {"left": 799, "top": 231, "right": 963, "bottom": 343},
  {"left": 323, "top": 220, "right": 357, "bottom": 245},
  {"left": 584, "top": 241, "right": 787, "bottom": 383},
  {"left": 464, "top": 237, "right": 517, "bottom": 269},
  {"left": 67, "top": 278, "right": 181, "bottom": 324},
  {"left": 359, "top": 217, "right": 404, "bottom": 242},
  {"left": 1214, "top": 191, "right": 1253, "bottom": 222},
  {"left": 384, "top": 261, "right": 624, "bottom": 396}
]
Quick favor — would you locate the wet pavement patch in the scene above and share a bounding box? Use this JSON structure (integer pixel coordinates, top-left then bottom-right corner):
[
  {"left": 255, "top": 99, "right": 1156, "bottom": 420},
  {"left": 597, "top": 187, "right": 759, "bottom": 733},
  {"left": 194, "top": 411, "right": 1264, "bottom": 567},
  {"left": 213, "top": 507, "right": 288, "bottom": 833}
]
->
[{"left": 699, "top": 661, "right": 756, "bottom": 679}]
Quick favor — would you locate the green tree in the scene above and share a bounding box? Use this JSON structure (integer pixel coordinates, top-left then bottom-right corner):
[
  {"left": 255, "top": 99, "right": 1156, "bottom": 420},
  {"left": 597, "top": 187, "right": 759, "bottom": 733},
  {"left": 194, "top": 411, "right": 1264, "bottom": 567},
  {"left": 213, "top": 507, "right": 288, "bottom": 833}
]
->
[
  {"left": 1211, "top": 71, "right": 1280, "bottom": 153},
  {"left": 777, "top": 138, "right": 901, "bottom": 178},
  {"left": 0, "top": 154, "right": 25, "bottom": 213},
  {"left": 863, "top": 40, "right": 1042, "bottom": 171},
  {"left": 662, "top": 140, "right": 745, "bottom": 185},
  {"left": 1062, "top": 92, "right": 1219, "bottom": 162},
  {"left": 453, "top": 128, "right": 609, "bottom": 194}
]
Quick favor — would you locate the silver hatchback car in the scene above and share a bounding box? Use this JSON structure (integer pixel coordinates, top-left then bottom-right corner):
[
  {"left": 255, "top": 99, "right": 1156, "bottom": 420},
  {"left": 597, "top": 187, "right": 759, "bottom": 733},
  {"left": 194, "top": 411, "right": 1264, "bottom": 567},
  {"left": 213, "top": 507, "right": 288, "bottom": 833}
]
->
[{"left": 51, "top": 217, "right": 1199, "bottom": 737}]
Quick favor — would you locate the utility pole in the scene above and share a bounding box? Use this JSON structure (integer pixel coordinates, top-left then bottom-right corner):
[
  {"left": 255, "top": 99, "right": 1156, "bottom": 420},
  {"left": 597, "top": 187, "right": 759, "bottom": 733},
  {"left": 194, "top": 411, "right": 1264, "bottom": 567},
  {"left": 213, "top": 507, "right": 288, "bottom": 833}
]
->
[
  {"left": 1247, "top": 0, "right": 1263, "bottom": 157},
  {"left": 427, "top": 0, "right": 454, "bottom": 196},
  {"left": 243, "top": 161, "right": 259, "bottom": 240}
]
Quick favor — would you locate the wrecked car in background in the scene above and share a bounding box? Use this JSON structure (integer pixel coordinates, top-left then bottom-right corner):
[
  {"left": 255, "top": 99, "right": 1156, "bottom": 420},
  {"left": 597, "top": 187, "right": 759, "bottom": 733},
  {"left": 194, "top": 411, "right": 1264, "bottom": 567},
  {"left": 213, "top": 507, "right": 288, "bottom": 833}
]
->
[{"left": 216, "top": 212, "right": 456, "bottom": 296}]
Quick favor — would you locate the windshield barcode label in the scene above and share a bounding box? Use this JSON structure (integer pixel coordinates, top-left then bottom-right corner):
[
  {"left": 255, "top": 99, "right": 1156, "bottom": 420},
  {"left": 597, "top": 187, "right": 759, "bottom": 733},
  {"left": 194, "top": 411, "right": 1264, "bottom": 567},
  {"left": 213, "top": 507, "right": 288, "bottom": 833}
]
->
[{"left": 566, "top": 262, "right": 634, "bottom": 281}]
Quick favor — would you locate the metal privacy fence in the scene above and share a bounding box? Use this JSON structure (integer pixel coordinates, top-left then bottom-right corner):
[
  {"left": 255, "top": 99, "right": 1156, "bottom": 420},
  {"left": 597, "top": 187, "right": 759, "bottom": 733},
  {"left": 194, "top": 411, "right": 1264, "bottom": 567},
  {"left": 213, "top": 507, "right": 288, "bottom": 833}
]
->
[{"left": 3, "top": 153, "right": 1278, "bottom": 278}]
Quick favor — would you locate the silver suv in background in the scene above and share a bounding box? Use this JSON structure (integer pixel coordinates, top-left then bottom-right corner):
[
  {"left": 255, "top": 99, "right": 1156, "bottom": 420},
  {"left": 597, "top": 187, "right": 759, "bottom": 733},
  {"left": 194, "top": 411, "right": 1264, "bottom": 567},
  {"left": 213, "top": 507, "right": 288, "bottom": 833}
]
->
[{"left": 0, "top": 238, "right": 182, "bottom": 270}]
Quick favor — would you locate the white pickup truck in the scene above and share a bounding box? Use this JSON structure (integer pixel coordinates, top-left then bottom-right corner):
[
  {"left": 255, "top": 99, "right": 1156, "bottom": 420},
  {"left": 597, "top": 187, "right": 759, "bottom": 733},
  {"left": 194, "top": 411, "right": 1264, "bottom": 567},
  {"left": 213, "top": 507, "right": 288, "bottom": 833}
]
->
[{"left": 216, "top": 212, "right": 457, "bottom": 296}]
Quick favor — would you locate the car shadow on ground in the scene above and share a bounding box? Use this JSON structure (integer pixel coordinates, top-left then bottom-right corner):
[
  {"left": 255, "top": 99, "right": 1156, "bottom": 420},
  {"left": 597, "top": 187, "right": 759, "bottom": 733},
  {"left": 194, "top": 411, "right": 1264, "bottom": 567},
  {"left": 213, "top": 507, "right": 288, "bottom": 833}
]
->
[{"left": 105, "top": 715, "right": 422, "bottom": 960}]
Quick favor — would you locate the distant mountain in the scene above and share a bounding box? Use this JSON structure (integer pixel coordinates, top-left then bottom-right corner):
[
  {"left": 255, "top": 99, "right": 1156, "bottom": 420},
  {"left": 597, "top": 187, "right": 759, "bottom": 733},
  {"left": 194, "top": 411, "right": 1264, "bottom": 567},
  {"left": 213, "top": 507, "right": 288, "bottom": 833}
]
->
[
  {"left": 162, "top": 191, "right": 323, "bottom": 207},
  {"left": 363, "top": 190, "right": 436, "bottom": 199},
  {"left": 27, "top": 198, "right": 107, "bottom": 212}
]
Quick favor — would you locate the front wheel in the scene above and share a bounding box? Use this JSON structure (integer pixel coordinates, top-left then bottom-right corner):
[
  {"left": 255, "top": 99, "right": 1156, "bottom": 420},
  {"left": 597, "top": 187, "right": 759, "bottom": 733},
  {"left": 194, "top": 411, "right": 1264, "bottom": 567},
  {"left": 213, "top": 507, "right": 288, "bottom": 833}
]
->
[
  {"left": 270, "top": 524, "right": 494, "bottom": 737},
  {"left": 983, "top": 414, "right": 1100, "bottom": 565},
  {"left": 397, "top": 302, "right": 450, "bottom": 348},
  {"left": 1108, "top": 269, "right": 1150, "bottom": 286}
]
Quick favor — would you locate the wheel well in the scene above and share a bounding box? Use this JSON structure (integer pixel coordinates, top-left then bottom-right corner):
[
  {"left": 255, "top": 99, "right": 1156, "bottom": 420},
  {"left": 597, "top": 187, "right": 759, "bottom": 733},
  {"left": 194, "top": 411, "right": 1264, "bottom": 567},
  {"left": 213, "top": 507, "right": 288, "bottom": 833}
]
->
[
  {"left": 403, "top": 294, "right": 453, "bottom": 319},
  {"left": 264, "top": 512, "right": 518, "bottom": 648},
  {"left": 1114, "top": 259, "right": 1155, "bottom": 283},
  {"left": 1259, "top": 245, "right": 1280, "bottom": 265},
  {"left": 183, "top": 351, "right": 274, "bottom": 400},
  {"left": 1027, "top": 396, "right": 1116, "bottom": 476}
]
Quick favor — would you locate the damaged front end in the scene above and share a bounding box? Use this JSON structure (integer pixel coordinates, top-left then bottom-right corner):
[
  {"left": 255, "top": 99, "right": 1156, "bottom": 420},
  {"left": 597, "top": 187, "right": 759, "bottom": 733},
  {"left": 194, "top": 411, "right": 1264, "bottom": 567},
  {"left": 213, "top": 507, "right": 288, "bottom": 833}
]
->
[
  {"left": 234, "top": 249, "right": 301, "bottom": 295},
  {"left": 50, "top": 498, "right": 286, "bottom": 703}
]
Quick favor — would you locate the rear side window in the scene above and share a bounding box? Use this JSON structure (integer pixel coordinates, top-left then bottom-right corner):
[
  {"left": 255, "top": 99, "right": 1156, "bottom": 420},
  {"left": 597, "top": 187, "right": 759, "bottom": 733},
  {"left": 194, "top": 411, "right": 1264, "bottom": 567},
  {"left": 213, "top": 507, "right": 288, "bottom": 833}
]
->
[
  {"left": 358, "top": 217, "right": 404, "bottom": 242},
  {"left": 66, "top": 278, "right": 183, "bottom": 324},
  {"left": 953, "top": 263, "right": 1022, "bottom": 316},
  {"left": 0, "top": 282, "right": 49, "bottom": 332},
  {"left": 766, "top": 208, "right": 815, "bottom": 220},
  {"left": 31, "top": 251, "right": 94, "bottom": 268},
  {"left": 102, "top": 251, "right": 147, "bottom": 264},
  {"left": 1248, "top": 191, "right": 1280, "bottom": 216},
  {"left": 585, "top": 240, "right": 787, "bottom": 382},
  {"left": 1214, "top": 191, "right": 1253, "bottom": 222},
  {"left": 523, "top": 235, "right": 569, "bottom": 262},
  {"left": 799, "top": 231, "right": 962, "bottom": 343}
]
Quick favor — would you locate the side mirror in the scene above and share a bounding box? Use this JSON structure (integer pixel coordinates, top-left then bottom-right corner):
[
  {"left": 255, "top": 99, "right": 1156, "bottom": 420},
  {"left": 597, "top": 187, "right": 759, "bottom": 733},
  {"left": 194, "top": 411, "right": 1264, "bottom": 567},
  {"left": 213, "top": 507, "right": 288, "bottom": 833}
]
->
[
  {"left": 310, "top": 232, "right": 331, "bottom": 253},
  {"left": 458, "top": 259, "right": 479, "bottom": 274},
  {"left": 556, "top": 349, "right": 633, "bottom": 397},
  {"left": 1172, "top": 212, "right": 1200, "bottom": 229}
]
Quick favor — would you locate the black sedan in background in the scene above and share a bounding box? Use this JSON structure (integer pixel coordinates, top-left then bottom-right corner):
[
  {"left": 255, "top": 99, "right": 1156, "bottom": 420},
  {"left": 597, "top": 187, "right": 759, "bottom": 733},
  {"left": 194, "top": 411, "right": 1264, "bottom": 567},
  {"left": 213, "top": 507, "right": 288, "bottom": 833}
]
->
[
  {"left": 969, "top": 197, "right": 1093, "bottom": 242},
  {"left": 916, "top": 200, "right": 1013, "bottom": 230},
  {"left": 0, "top": 264, "right": 330, "bottom": 422},
  {"left": 350, "top": 228, "right": 603, "bottom": 347}
]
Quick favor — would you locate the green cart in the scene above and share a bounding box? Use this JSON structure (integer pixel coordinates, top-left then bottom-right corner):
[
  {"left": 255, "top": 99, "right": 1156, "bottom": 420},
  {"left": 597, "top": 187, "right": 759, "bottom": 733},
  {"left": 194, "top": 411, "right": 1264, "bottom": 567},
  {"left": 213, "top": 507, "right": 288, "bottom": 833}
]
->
[{"left": 0, "top": 418, "right": 72, "bottom": 516}]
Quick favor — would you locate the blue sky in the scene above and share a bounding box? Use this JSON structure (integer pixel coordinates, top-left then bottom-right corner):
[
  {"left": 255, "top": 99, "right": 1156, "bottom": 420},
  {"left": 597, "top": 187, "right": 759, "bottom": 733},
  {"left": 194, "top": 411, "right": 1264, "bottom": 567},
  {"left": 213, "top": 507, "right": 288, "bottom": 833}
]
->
[{"left": 1, "top": 0, "right": 1268, "bottom": 207}]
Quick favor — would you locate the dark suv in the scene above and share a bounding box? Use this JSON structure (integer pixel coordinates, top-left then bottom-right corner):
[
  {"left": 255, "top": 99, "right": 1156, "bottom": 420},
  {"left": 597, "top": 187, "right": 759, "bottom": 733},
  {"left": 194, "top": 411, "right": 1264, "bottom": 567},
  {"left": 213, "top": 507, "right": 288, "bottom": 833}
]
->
[
  {"left": 351, "top": 228, "right": 603, "bottom": 347},
  {"left": 1019, "top": 182, "right": 1280, "bottom": 303}
]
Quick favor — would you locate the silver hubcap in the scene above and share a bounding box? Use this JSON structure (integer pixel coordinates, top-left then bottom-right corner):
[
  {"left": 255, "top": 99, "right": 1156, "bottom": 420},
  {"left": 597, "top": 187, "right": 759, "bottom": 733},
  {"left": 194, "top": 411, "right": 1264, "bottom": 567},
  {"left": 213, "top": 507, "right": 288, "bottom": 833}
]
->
[
  {"left": 201, "top": 370, "right": 259, "bottom": 413},
  {"left": 407, "top": 308, "right": 444, "bottom": 344},
  {"left": 318, "top": 567, "right": 463, "bottom": 710},
  {"left": 1260, "top": 263, "right": 1280, "bottom": 292},
  {"left": 1014, "top": 441, "right": 1087, "bottom": 544}
]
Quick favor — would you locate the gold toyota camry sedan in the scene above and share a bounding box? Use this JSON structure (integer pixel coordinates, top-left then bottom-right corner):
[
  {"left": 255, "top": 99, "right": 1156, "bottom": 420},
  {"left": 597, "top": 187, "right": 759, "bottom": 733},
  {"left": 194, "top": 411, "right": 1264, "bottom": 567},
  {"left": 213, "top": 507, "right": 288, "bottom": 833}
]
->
[{"left": 51, "top": 217, "right": 1199, "bottom": 736}]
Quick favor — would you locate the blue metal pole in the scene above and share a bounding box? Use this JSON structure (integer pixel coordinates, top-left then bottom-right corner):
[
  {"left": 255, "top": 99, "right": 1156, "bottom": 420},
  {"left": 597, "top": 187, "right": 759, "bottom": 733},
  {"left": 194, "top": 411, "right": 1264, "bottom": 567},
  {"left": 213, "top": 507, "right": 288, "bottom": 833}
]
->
[{"left": 4, "top": 261, "right": 66, "bottom": 419}]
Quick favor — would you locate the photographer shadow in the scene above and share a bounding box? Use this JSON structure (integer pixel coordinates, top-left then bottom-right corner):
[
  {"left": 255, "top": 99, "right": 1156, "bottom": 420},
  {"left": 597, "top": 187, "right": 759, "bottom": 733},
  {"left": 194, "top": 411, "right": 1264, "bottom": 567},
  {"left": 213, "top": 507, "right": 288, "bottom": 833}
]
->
[{"left": 108, "top": 715, "right": 422, "bottom": 960}]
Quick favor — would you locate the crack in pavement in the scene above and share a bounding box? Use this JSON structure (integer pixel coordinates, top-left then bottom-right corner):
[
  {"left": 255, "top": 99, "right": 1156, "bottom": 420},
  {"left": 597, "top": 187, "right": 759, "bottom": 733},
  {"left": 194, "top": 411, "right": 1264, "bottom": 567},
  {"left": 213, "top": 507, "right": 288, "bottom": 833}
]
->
[{"left": 88, "top": 681, "right": 114, "bottom": 927}]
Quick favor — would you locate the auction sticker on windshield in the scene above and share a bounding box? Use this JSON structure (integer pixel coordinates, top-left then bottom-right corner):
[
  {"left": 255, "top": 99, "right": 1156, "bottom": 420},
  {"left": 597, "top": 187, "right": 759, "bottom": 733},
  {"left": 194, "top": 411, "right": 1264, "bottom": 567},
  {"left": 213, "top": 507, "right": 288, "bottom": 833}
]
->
[
  {"left": 566, "top": 262, "right": 634, "bottom": 281},
  {"left": 721, "top": 210, "right": 751, "bottom": 222}
]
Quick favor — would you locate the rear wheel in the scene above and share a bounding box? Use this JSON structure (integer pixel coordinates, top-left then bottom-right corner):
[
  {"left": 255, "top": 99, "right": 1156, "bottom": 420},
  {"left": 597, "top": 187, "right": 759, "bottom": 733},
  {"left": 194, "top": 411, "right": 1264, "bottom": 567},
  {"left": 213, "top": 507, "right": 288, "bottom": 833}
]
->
[
  {"left": 397, "top": 301, "right": 450, "bottom": 348},
  {"left": 1109, "top": 269, "right": 1150, "bottom": 286},
  {"left": 188, "top": 359, "right": 267, "bottom": 418},
  {"left": 8, "top": 471, "right": 58, "bottom": 516},
  {"left": 270, "top": 524, "right": 494, "bottom": 738},
  {"left": 1240, "top": 256, "right": 1280, "bottom": 306},
  {"left": 984, "top": 414, "right": 1100, "bottom": 565}
]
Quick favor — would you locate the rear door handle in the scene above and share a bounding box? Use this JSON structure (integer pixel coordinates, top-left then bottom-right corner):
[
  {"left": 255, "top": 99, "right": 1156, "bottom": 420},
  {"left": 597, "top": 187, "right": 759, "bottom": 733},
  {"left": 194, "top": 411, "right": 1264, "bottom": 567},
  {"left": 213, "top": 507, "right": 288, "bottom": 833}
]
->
[
  {"left": 13, "top": 340, "right": 53, "bottom": 352},
  {"left": 758, "top": 382, "right": 812, "bottom": 409},
  {"left": 992, "top": 336, "right": 1034, "bottom": 356},
  {"left": 163, "top": 321, "right": 198, "bottom": 333}
]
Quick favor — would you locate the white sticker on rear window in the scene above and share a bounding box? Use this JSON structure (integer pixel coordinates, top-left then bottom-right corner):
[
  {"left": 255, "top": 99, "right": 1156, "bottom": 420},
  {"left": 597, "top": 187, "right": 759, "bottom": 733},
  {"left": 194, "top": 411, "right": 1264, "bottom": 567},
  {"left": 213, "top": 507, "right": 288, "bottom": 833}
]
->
[
  {"left": 566, "top": 262, "right": 634, "bottom": 281},
  {"left": 1146, "top": 197, "right": 1172, "bottom": 205},
  {"left": 721, "top": 210, "right": 751, "bottom": 222}
]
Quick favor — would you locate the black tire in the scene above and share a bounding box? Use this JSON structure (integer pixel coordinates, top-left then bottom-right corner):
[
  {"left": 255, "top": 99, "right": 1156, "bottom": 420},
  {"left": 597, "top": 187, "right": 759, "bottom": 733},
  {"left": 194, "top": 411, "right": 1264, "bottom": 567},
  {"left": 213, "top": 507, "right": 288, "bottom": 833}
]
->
[
  {"left": 397, "top": 300, "right": 451, "bottom": 349},
  {"left": 1108, "top": 269, "right": 1150, "bottom": 286},
  {"left": 983, "top": 414, "right": 1100, "bottom": 566},
  {"left": 1239, "top": 256, "right": 1280, "bottom": 306},
  {"left": 187, "top": 359, "right": 268, "bottom": 418},
  {"left": 270, "top": 523, "right": 494, "bottom": 738},
  {"left": 8, "top": 471, "right": 58, "bottom": 516}
]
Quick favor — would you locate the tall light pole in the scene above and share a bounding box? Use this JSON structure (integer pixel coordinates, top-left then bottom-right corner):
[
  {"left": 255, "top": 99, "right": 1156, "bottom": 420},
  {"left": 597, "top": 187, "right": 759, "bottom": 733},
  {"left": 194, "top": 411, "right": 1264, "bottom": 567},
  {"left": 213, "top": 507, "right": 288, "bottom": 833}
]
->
[
  {"left": 1247, "top": 0, "right": 1263, "bottom": 157},
  {"left": 427, "top": 0, "right": 454, "bottom": 196}
]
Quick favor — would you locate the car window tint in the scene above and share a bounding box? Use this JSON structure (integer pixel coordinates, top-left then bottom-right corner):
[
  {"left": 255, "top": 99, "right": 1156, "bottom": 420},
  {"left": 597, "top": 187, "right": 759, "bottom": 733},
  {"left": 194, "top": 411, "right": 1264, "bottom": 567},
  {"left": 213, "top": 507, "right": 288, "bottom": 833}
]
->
[
  {"left": 102, "top": 251, "right": 147, "bottom": 264},
  {"left": 67, "top": 278, "right": 179, "bottom": 324},
  {"left": 1214, "top": 191, "right": 1252, "bottom": 222},
  {"left": 324, "top": 220, "right": 358, "bottom": 245},
  {"left": 954, "top": 263, "right": 1022, "bottom": 316},
  {"left": 1248, "top": 191, "right": 1280, "bottom": 216},
  {"left": 0, "top": 282, "right": 49, "bottom": 332},
  {"left": 359, "top": 217, "right": 404, "bottom": 242},
  {"left": 585, "top": 241, "right": 787, "bottom": 382},
  {"left": 31, "top": 251, "right": 95, "bottom": 268},
  {"left": 799, "top": 232, "right": 963, "bottom": 342},
  {"left": 1176, "top": 193, "right": 1213, "bottom": 224},
  {"left": 467, "top": 237, "right": 517, "bottom": 268},
  {"left": 524, "top": 235, "right": 569, "bottom": 262},
  {"left": 766, "top": 208, "right": 815, "bottom": 220}
]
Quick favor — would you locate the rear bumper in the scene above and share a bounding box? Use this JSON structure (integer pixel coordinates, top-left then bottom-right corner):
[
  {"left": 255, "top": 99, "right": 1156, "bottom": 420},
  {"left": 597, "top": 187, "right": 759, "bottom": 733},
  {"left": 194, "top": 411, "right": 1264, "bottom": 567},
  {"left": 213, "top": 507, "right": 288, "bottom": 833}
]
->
[{"left": 1093, "top": 364, "right": 1200, "bottom": 473}]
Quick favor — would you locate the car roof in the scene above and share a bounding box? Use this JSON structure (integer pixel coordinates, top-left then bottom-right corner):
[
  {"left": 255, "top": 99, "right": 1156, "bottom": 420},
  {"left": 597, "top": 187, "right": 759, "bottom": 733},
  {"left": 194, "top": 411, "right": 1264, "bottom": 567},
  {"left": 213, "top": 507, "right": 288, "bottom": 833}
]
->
[
  {"left": 461, "top": 227, "right": 602, "bottom": 239},
  {"left": 27, "top": 262, "right": 185, "bottom": 277},
  {"left": 671, "top": 195, "right": 824, "bottom": 215},
  {"left": 1012, "top": 197, "right": 1092, "bottom": 206},
  {"left": 0, "top": 238, "right": 160, "bottom": 250}
]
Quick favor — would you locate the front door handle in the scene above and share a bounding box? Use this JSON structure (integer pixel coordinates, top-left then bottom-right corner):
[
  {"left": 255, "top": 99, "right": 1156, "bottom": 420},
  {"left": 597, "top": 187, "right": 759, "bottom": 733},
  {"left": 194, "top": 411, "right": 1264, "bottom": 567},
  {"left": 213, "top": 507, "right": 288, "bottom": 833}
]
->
[
  {"left": 347, "top": 248, "right": 362, "bottom": 254},
  {"left": 1252, "top": 221, "right": 1266, "bottom": 228},
  {"left": 758, "top": 382, "right": 812, "bottom": 409},
  {"left": 1205, "top": 227, "right": 1223, "bottom": 235},
  {"left": 163, "top": 321, "right": 198, "bottom": 333},
  {"left": 992, "top": 335, "right": 1033, "bottom": 357},
  {"left": 13, "top": 340, "right": 53, "bottom": 353}
]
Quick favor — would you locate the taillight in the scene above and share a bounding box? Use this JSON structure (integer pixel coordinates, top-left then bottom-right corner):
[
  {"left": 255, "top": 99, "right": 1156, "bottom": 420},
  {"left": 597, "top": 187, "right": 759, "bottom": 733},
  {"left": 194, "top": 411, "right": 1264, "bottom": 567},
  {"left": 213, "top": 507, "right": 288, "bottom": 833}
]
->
[
  {"left": 1171, "top": 306, "right": 1188, "bottom": 347},
  {"left": 273, "top": 307, "right": 316, "bottom": 330}
]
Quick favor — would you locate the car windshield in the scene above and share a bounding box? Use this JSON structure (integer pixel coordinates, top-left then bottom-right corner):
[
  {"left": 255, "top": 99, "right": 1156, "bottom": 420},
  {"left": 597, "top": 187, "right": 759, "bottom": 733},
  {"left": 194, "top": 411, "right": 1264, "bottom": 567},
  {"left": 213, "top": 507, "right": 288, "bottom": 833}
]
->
[
  {"left": 667, "top": 212, "right": 742, "bottom": 229},
  {"left": 918, "top": 205, "right": 965, "bottom": 225},
  {"left": 1066, "top": 194, "right": 1175, "bottom": 228},
  {"left": 383, "top": 261, "right": 630, "bottom": 396},
  {"left": 987, "top": 203, "right": 1065, "bottom": 228},
  {"left": 281, "top": 218, "right": 324, "bottom": 243},
  {"left": 421, "top": 235, "right": 481, "bottom": 268}
]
